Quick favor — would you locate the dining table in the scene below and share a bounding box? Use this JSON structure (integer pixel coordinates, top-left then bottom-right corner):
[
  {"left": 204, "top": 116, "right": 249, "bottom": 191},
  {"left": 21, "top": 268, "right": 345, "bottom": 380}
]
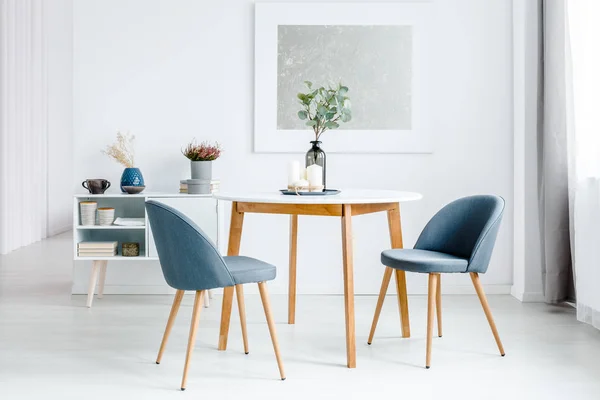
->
[{"left": 213, "top": 189, "right": 423, "bottom": 368}]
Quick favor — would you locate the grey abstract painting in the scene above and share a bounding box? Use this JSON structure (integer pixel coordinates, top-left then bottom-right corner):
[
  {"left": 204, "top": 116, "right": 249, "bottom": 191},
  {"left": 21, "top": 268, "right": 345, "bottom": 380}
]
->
[{"left": 277, "top": 25, "right": 412, "bottom": 130}]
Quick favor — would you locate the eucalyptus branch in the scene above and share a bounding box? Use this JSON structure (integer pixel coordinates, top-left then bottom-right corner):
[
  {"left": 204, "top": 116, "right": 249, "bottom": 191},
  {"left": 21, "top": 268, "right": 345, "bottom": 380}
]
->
[{"left": 296, "top": 81, "right": 352, "bottom": 142}]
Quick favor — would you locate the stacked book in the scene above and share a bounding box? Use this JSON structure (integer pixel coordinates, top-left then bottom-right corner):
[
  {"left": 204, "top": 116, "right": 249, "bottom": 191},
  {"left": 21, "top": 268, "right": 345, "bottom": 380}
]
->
[
  {"left": 180, "top": 179, "right": 220, "bottom": 194},
  {"left": 78, "top": 241, "right": 118, "bottom": 257}
]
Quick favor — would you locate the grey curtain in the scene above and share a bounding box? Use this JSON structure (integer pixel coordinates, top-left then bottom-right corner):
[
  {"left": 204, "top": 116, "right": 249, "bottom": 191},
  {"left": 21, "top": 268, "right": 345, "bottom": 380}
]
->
[{"left": 538, "top": 0, "right": 576, "bottom": 304}]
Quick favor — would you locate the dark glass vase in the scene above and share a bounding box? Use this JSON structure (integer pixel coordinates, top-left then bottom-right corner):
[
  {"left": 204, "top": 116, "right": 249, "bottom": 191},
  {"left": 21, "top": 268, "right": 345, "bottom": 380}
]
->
[{"left": 305, "top": 141, "right": 326, "bottom": 188}]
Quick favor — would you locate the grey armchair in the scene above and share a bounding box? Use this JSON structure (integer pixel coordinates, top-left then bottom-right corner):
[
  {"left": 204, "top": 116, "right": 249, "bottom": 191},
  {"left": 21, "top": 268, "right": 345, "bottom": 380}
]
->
[
  {"left": 145, "top": 200, "right": 285, "bottom": 390},
  {"left": 367, "top": 195, "right": 506, "bottom": 368}
]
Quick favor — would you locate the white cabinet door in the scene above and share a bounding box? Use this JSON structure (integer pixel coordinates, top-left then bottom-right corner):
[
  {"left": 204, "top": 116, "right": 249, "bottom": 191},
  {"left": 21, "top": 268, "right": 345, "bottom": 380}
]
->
[{"left": 147, "top": 197, "right": 218, "bottom": 258}]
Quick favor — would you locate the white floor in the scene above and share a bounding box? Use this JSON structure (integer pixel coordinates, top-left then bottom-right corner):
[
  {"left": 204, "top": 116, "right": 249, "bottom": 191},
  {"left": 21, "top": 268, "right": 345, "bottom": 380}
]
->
[{"left": 1, "top": 235, "right": 600, "bottom": 400}]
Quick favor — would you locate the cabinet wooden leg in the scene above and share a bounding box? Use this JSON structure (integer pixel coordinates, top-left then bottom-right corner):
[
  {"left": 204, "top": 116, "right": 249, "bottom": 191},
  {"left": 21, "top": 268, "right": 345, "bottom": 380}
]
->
[
  {"left": 97, "top": 261, "right": 108, "bottom": 299},
  {"left": 203, "top": 290, "right": 211, "bottom": 308},
  {"left": 86, "top": 261, "right": 101, "bottom": 308}
]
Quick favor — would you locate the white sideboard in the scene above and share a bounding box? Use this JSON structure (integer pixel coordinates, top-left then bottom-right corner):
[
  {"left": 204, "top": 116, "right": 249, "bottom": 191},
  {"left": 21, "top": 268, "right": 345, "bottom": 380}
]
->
[{"left": 72, "top": 193, "right": 225, "bottom": 307}]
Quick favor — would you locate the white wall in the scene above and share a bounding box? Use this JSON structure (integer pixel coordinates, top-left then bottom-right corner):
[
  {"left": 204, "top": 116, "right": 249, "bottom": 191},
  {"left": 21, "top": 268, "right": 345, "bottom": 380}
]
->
[
  {"left": 73, "top": 0, "right": 514, "bottom": 295},
  {"left": 512, "top": 0, "right": 544, "bottom": 302},
  {"left": 47, "top": 0, "right": 74, "bottom": 236}
]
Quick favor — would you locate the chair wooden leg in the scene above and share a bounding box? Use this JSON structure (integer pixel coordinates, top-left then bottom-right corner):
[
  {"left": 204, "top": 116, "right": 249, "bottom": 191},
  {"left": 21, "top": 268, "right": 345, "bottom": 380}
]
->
[
  {"left": 258, "top": 282, "right": 286, "bottom": 380},
  {"left": 394, "top": 270, "right": 411, "bottom": 338},
  {"left": 235, "top": 284, "right": 249, "bottom": 354},
  {"left": 181, "top": 290, "right": 204, "bottom": 391},
  {"left": 436, "top": 274, "right": 442, "bottom": 338},
  {"left": 367, "top": 267, "right": 394, "bottom": 344},
  {"left": 426, "top": 273, "right": 438, "bottom": 369},
  {"left": 156, "top": 289, "right": 185, "bottom": 364},
  {"left": 470, "top": 272, "right": 505, "bottom": 356}
]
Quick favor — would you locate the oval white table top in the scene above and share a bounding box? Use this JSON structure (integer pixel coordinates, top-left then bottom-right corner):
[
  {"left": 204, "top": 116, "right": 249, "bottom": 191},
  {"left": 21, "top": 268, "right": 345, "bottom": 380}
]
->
[{"left": 214, "top": 189, "right": 422, "bottom": 205}]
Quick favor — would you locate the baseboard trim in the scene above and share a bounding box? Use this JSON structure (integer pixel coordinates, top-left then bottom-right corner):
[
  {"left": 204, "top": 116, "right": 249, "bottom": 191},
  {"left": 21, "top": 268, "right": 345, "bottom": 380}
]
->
[
  {"left": 48, "top": 225, "right": 71, "bottom": 237},
  {"left": 71, "top": 284, "right": 174, "bottom": 295},
  {"left": 511, "top": 286, "right": 545, "bottom": 302},
  {"left": 72, "top": 284, "right": 512, "bottom": 296}
]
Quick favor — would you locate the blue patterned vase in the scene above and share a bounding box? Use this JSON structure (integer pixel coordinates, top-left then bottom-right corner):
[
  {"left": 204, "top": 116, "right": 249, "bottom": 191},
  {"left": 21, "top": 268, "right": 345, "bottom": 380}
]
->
[{"left": 120, "top": 167, "right": 145, "bottom": 192}]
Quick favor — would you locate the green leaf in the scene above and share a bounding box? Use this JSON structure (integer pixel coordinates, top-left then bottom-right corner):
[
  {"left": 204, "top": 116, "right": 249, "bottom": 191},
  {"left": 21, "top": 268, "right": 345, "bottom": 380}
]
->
[
  {"left": 325, "top": 112, "right": 335, "bottom": 120},
  {"left": 304, "top": 81, "right": 312, "bottom": 88},
  {"left": 341, "top": 113, "right": 352, "bottom": 123},
  {"left": 338, "top": 86, "right": 348, "bottom": 96},
  {"left": 343, "top": 99, "right": 351, "bottom": 109},
  {"left": 298, "top": 110, "right": 308, "bottom": 120},
  {"left": 324, "top": 121, "right": 339, "bottom": 129},
  {"left": 306, "top": 120, "right": 317, "bottom": 127},
  {"left": 317, "top": 105, "right": 327, "bottom": 116}
]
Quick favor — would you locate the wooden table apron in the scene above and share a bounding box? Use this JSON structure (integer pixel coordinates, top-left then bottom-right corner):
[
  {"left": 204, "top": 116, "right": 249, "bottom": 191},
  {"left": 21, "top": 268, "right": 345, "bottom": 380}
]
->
[{"left": 216, "top": 201, "right": 411, "bottom": 369}]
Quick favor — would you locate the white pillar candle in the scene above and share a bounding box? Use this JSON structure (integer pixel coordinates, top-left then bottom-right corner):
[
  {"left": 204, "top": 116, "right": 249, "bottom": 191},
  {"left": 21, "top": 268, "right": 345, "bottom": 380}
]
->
[
  {"left": 288, "top": 160, "right": 300, "bottom": 186},
  {"left": 306, "top": 164, "right": 323, "bottom": 188}
]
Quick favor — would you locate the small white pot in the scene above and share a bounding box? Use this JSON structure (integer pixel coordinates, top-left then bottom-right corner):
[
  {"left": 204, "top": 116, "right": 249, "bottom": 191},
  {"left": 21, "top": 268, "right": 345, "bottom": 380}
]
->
[{"left": 190, "top": 161, "right": 212, "bottom": 180}]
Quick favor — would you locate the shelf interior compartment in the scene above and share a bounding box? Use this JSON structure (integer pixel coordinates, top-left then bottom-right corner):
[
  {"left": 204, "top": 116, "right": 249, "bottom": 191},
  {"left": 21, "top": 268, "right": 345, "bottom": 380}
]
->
[
  {"left": 76, "top": 196, "right": 146, "bottom": 226},
  {"left": 76, "top": 229, "right": 146, "bottom": 257}
]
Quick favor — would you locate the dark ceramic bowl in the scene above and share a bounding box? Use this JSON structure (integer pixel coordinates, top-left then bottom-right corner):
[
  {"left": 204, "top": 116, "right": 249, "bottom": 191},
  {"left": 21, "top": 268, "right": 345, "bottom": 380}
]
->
[{"left": 122, "top": 186, "right": 145, "bottom": 194}]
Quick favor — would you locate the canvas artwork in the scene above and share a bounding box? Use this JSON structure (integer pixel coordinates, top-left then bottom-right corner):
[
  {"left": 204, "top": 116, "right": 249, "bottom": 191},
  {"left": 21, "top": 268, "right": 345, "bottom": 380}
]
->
[
  {"left": 254, "top": 3, "right": 432, "bottom": 153},
  {"left": 276, "top": 25, "right": 412, "bottom": 131}
]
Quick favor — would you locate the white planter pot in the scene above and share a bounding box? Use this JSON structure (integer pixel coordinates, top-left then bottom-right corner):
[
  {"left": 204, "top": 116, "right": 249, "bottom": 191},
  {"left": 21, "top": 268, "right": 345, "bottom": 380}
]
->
[{"left": 190, "top": 161, "right": 212, "bottom": 180}]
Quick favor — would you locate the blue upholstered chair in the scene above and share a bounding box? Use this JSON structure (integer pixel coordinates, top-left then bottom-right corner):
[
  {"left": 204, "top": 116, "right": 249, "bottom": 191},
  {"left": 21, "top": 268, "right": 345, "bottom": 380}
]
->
[
  {"left": 368, "top": 195, "right": 506, "bottom": 368},
  {"left": 145, "top": 200, "right": 285, "bottom": 390}
]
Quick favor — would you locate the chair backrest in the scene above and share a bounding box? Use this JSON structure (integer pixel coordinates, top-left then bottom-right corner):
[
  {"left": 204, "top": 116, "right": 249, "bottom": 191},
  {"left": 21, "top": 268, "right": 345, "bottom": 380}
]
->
[
  {"left": 145, "top": 200, "right": 235, "bottom": 291},
  {"left": 414, "top": 195, "right": 505, "bottom": 273}
]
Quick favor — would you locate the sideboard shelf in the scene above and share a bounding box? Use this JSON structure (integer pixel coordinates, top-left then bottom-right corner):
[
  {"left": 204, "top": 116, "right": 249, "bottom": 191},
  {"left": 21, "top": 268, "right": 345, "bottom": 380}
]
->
[
  {"left": 76, "top": 225, "right": 146, "bottom": 230},
  {"left": 74, "top": 254, "right": 155, "bottom": 261},
  {"left": 73, "top": 192, "right": 223, "bottom": 307}
]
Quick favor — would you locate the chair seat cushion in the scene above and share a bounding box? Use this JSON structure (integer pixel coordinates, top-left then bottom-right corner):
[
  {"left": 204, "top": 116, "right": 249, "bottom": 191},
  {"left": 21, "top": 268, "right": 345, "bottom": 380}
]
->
[
  {"left": 381, "top": 249, "right": 468, "bottom": 273},
  {"left": 223, "top": 256, "right": 277, "bottom": 284}
]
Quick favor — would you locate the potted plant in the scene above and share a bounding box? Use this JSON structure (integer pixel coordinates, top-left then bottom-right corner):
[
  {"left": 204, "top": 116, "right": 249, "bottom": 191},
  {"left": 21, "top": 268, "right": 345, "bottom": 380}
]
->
[
  {"left": 297, "top": 82, "right": 352, "bottom": 188},
  {"left": 102, "top": 132, "right": 145, "bottom": 193},
  {"left": 182, "top": 140, "right": 222, "bottom": 181}
]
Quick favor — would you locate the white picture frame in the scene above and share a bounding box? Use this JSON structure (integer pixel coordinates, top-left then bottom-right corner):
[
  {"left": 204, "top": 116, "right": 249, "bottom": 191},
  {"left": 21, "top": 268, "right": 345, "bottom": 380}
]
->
[{"left": 254, "top": 2, "right": 434, "bottom": 154}]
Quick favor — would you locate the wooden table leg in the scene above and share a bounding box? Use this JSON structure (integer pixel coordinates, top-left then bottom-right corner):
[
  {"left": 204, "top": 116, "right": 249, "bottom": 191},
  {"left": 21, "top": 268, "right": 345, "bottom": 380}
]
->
[
  {"left": 288, "top": 214, "right": 298, "bottom": 324},
  {"left": 388, "top": 205, "right": 410, "bottom": 338},
  {"left": 218, "top": 202, "right": 244, "bottom": 351},
  {"left": 341, "top": 204, "right": 356, "bottom": 368}
]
